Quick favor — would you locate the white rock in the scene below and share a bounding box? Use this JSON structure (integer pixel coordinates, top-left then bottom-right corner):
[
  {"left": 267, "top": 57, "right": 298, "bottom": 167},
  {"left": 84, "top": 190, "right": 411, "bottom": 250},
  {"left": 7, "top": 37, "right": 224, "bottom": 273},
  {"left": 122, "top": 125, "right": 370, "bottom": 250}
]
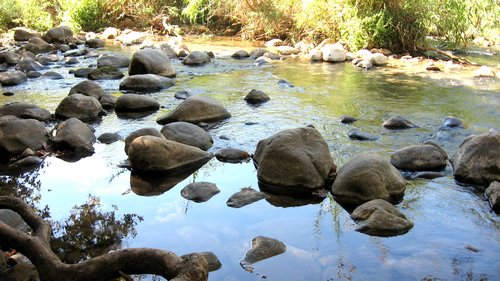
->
[
  {"left": 370, "top": 53, "right": 388, "bottom": 66},
  {"left": 473, "top": 66, "right": 496, "bottom": 77},
  {"left": 321, "top": 43, "right": 347, "bottom": 62}
]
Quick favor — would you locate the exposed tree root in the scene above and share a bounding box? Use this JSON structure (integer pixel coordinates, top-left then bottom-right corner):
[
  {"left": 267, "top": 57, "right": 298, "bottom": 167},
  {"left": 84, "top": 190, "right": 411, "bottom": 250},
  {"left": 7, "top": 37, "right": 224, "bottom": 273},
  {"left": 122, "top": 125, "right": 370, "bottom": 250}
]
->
[{"left": 0, "top": 195, "right": 218, "bottom": 281}]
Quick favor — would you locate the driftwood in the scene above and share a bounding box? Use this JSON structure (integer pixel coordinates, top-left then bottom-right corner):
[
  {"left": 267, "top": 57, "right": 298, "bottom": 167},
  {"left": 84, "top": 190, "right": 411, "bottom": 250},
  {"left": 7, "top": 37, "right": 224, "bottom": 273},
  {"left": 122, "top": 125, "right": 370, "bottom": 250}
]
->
[
  {"left": 0, "top": 195, "right": 217, "bottom": 281},
  {"left": 418, "top": 47, "right": 473, "bottom": 65}
]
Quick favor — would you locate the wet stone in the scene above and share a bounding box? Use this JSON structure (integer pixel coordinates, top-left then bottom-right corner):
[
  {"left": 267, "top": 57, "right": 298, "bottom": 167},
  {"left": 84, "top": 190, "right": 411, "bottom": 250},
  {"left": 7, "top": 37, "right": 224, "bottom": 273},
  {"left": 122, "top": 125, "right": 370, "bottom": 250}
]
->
[
  {"left": 244, "top": 89, "right": 270, "bottom": 105},
  {"left": 339, "top": 115, "right": 357, "bottom": 124},
  {"left": 442, "top": 116, "right": 464, "bottom": 128},
  {"left": 347, "top": 129, "right": 379, "bottom": 141},
  {"left": 97, "top": 132, "right": 122, "bottom": 144},
  {"left": 226, "top": 187, "right": 267, "bottom": 208},
  {"left": 180, "top": 181, "right": 220, "bottom": 203},
  {"left": 382, "top": 115, "right": 417, "bottom": 130},
  {"left": 174, "top": 90, "right": 192, "bottom": 100},
  {"left": 215, "top": 148, "right": 252, "bottom": 163}
]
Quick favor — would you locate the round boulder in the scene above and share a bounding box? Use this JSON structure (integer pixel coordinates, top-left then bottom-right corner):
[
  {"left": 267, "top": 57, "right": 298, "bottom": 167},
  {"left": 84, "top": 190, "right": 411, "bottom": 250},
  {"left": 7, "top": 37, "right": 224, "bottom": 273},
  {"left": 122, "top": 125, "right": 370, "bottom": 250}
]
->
[
  {"left": 97, "top": 54, "right": 130, "bottom": 68},
  {"left": 370, "top": 53, "right": 388, "bottom": 66},
  {"left": 232, "top": 50, "right": 250, "bottom": 59},
  {"left": 254, "top": 127, "right": 335, "bottom": 194},
  {"left": 156, "top": 95, "right": 231, "bottom": 125},
  {"left": 0, "top": 116, "right": 49, "bottom": 157},
  {"left": 86, "top": 38, "right": 106, "bottom": 48},
  {"left": 321, "top": 43, "right": 347, "bottom": 62},
  {"left": 127, "top": 135, "right": 213, "bottom": 174},
  {"left": 69, "top": 80, "right": 105, "bottom": 100},
  {"left": 115, "top": 94, "right": 160, "bottom": 112},
  {"left": 16, "top": 57, "right": 45, "bottom": 73},
  {"left": 382, "top": 115, "right": 417, "bottom": 130},
  {"left": 0, "top": 51, "right": 20, "bottom": 66},
  {"left": 55, "top": 94, "right": 103, "bottom": 122},
  {"left": 214, "top": 148, "right": 252, "bottom": 163},
  {"left": 390, "top": 142, "right": 448, "bottom": 171},
  {"left": 43, "top": 26, "right": 73, "bottom": 43},
  {"left": 451, "top": 131, "right": 500, "bottom": 186},
  {"left": 124, "top": 127, "right": 165, "bottom": 155},
  {"left": 129, "top": 48, "right": 176, "bottom": 78},
  {"left": 24, "top": 37, "right": 54, "bottom": 54},
  {"left": 331, "top": 152, "right": 406, "bottom": 206},
  {"left": 14, "top": 27, "right": 40, "bottom": 41},
  {"left": 442, "top": 116, "right": 464, "bottom": 128},
  {"left": 244, "top": 89, "right": 270, "bottom": 105},
  {"left": 0, "top": 71, "right": 27, "bottom": 86},
  {"left": 0, "top": 102, "right": 51, "bottom": 122},
  {"left": 119, "top": 74, "right": 175, "bottom": 92},
  {"left": 160, "top": 121, "right": 213, "bottom": 151},
  {"left": 52, "top": 118, "right": 95, "bottom": 155},
  {"left": 182, "top": 51, "right": 211, "bottom": 65},
  {"left": 97, "top": 132, "right": 122, "bottom": 144},
  {"left": 88, "top": 66, "right": 124, "bottom": 80}
]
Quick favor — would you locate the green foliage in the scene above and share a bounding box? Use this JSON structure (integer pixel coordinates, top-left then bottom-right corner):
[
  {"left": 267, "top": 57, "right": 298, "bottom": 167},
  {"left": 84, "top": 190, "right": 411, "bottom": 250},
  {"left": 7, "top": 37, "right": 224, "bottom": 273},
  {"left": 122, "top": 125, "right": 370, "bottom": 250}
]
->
[
  {"left": 11, "top": 0, "right": 56, "bottom": 31},
  {"left": 0, "top": 1, "right": 21, "bottom": 30},
  {"left": 62, "top": 0, "right": 108, "bottom": 31}
]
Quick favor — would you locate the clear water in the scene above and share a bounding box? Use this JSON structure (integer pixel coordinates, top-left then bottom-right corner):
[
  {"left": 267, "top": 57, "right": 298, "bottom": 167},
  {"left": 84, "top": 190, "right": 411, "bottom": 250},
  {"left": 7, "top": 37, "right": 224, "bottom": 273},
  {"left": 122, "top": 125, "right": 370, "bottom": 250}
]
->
[{"left": 1, "top": 37, "right": 499, "bottom": 280}]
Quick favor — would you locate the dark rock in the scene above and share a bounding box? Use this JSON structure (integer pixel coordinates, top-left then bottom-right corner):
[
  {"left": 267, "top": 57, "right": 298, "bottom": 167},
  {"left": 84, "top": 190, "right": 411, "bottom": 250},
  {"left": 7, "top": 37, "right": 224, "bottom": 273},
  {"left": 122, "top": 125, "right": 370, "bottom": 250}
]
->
[
  {"left": 214, "top": 148, "right": 251, "bottom": 163},
  {"left": 390, "top": 143, "right": 448, "bottom": 171},
  {"left": 182, "top": 51, "right": 211, "bottom": 65},
  {"left": 0, "top": 71, "right": 27, "bottom": 86},
  {"left": 278, "top": 79, "right": 294, "bottom": 87},
  {"left": 63, "top": 48, "right": 86, "bottom": 57},
  {"left": 180, "top": 181, "right": 220, "bottom": 203},
  {"left": 26, "top": 71, "right": 42, "bottom": 78},
  {"left": 10, "top": 155, "right": 43, "bottom": 168},
  {"left": 99, "top": 94, "right": 116, "bottom": 109},
  {"left": 24, "top": 37, "right": 54, "bottom": 54},
  {"left": 0, "top": 116, "right": 49, "bottom": 157},
  {"left": 14, "top": 27, "right": 40, "bottom": 41},
  {"left": 339, "top": 115, "right": 357, "bottom": 124},
  {"left": 249, "top": 48, "right": 268, "bottom": 59},
  {"left": 382, "top": 115, "right": 417, "bottom": 129},
  {"left": 43, "top": 26, "right": 73, "bottom": 43},
  {"left": 0, "top": 102, "right": 51, "bottom": 121},
  {"left": 86, "top": 38, "right": 106, "bottom": 48},
  {"left": 40, "top": 71, "right": 64, "bottom": 80},
  {"left": 124, "top": 127, "right": 165, "bottom": 155},
  {"left": 232, "top": 50, "right": 250, "bottom": 59},
  {"left": 52, "top": 118, "right": 95, "bottom": 155},
  {"left": 451, "top": 131, "right": 500, "bottom": 186},
  {"left": 55, "top": 94, "right": 103, "bottom": 122},
  {"left": 115, "top": 94, "right": 160, "bottom": 112},
  {"left": 119, "top": 74, "right": 175, "bottom": 92},
  {"left": 156, "top": 95, "right": 231, "bottom": 125},
  {"left": 97, "top": 54, "right": 130, "bottom": 68},
  {"left": 129, "top": 48, "right": 176, "bottom": 78},
  {"left": 331, "top": 152, "right": 406, "bottom": 207},
  {"left": 174, "top": 90, "right": 192, "bottom": 99},
  {"left": 226, "top": 187, "right": 267, "bottom": 208},
  {"left": 69, "top": 80, "right": 105, "bottom": 100},
  {"left": 73, "top": 68, "right": 94, "bottom": 78},
  {"left": 351, "top": 199, "right": 414, "bottom": 237},
  {"left": 64, "top": 57, "right": 80, "bottom": 65},
  {"left": 88, "top": 66, "right": 124, "bottom": 80},
  {"left": 160, "top": 121, "right": 213, "bottom": 151},
  {"left": 485, "top": 181, "right": 500, "bottom": 213},
  {"left": 0, "top": 51, "right": 20, "bottom": 65},
  {"left": 347, "top": 129, "right": 379, "bottom": 141},
  {"left": 97, "top": 132, "right": 122, "bottom": 144},
  {"left": 2, "top": 92, "right": 14, "bottom": 96},
  {"left": 254, "top": 127, "right": 335, "bottom": 194},
  {"left": 16, "top": 57, "right": 46, "bottom": 73},
  {"left": 442, "top": 116, "right": 464, "bottom": 128},
  {"left": 240, "top": 236, "right": 286, "bottom": 272},
  {"left": 244, "top": 89, "right": 270, "bottom": 105},
  {"left": 127, "top": 135, "right": 213, "bottom": 174}
]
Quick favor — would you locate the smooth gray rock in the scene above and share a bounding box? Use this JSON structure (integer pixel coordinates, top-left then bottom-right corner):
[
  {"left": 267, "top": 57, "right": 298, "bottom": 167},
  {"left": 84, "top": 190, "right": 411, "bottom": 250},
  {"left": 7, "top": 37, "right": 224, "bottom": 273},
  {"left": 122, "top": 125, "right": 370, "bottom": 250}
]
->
[
  {"left": 244, "top": 89, "right": 270, "bottom": 105},
  {"left": 119, "top": 74, "right": 175, "bottom": 92},
  {"left": 97, "top": 132, "right": 122, "bottom": 144},
  {"left": 115, "top": 94, "right": 160, "bottom": 112},
  {"left": 0, "top": 102, "right": 51, "bottom": 122},
  {"left": 88, "top": 66, "right": 124, "bottom": 80},
  {"left": 240, "top": 236, "right": 286, "bottom": 272},
  {"left": 0, "top": 116, "right": 49, "bottom": 157},
  {"left": 331, "top": 152, "right": 406, "bottom": 206},
  {"left": 347, "top": 129, "right": 379, "bottom": 141},
  {"left": 99, "top": 94, "right": 116, "bottom": 109},
  {"left": 73, "top": 67, "right": 94, "bottom": 78},
  {"left": 55, "top": 94, "right": 103, "bottom": 121},
  {"left": 160, "top": 121, "right": 213, "bottom": 151},
  {"left": 52, "top": 118, "right": 95, "bottom": 155},
  {"left": 180, "top": 181, "right": 220, "bottom": 203},
  {"left": 390, "top": 143, "right": 448, "bottom": 171},
  {"left": 16, "top": 57, "right": 46, "bottom": 73},
  {"left": 232, "top": 50, "right": 250, "bottom": 59},
  {"left": 0, "top": 51, "right": 20, "bottom": 65},
  {"left": 10, "top": 155, "right": 43, "bottom": 167},
  {"left": 97, "top": 54, "right": 130, "bottom": 68},
  {"left": 40, "top": 71, "right": 64, "bottom": 80},
  {"left": 24, "top": 37, "right": 54, "bottom": 54},
  {"left": 339, "top": 115, "right": 357, "bottom": 124},
  {"left": 14, "top": 27, "right": 40, "bottom": 41},
  {"left": 226, "top": 187, "right": 267, "bottom": 208},
  {"left": 382, "top": 115, "right": 417, "bottom": 130},
  {"left": 215, "top": 148, "right": 252, "bottom": 163},
  {"left": 124, "top": 127, "right": 165, "bottom": 155},
  {"left": 86, "top": 38, "right": 106, "bottom": 48},
  {"left": 43, "top": 26, "right": 73, "bottom": 43},
  {"left": 69, "top": 80, "right": 105, "bottom": 100},
  {"left": 485, "top": 181, "right": 500, "bottom": 213},
  {"left": 157, "top": 95, "right": 231, "bottom": 125},
  {"left": 182, "top": 51, "right": 211, "bottom": 65},
  {"left": 351, "top": 199, "right": 414, "bottom": 236},
  {"left": 0, "top": 71, "right": 27, "bottom": 86},
  {"left": 129, "top": 48, "right": 176, "bottom": 78}
]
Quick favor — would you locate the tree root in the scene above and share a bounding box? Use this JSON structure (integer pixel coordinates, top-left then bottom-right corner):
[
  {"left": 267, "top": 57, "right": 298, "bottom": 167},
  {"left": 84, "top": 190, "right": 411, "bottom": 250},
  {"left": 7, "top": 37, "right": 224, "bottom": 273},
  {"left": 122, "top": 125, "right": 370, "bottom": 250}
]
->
[{"left": 0, "top": 195, "right": 218, "bottom": 281}]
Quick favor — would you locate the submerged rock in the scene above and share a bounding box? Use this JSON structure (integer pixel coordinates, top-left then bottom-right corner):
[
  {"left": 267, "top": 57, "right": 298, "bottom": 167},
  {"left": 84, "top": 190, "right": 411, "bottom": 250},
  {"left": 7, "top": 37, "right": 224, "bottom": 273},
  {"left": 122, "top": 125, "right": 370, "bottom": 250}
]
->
[
  {"left": 160, "top": 121, "right": 213, "bottom": 151},
  {"left": 339, "top": 115, "right": 357, "bottom": 124},
  {"left": 97, "top": 132, "right": 122, "bottom": 144},
  {"left": 52, "top": 118, "right": 96, "bottom": 156},
  {"left": 442, "top": 116, "right": 464, "bottom": 128},
  {"left": 226, "top": 187, "right": 267, "bottom": 208},
  {"left": 88, "top": 66, "right": 124, "bottom": 80},
  {"left": 485, "top": 181, "right": 500, "bottom": 213},
  {"left": 331, "top": 152, "right": 406, "bottom": 207},
  {"left": 351, "top": 199, "right": 414, "bottom": 237},
  {"left": 174, "top": 90, "right": 192, "bottom": 100},
  {"left": 347, "top": 129, "right": 379, "bottom": 141},
  {"left": 240, "top": 236, "right": 286, "bottom": 272},
  {"left": 156, "top": 95, "right": 231, "bottom": 125},
  {"left": 390, "top": 142, "right": 448, "bottom": 171},
  {"left": 382, "top": 115, "right": 417, "bottom": 130},
  {"left": 244, "top": 89, "right": 270, "bottom": 105},
  {"left": 215, "top": 148, "right": 252, "bottom": 163},
  {"left": 180, "top": 182, "right": 220, "bottom": 203}
]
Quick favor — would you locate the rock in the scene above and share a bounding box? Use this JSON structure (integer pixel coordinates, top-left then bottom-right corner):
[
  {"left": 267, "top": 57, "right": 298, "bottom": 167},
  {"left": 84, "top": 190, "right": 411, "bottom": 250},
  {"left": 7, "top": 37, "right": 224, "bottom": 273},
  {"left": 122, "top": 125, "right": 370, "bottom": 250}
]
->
[
  {"left": 215, "top": 148, "right": 252, "bottom": 163},
  {"left": 16, "top": 57, "right": 46, "bottom": 73},
  {"left": 411, "top": 171, "right": 446, "bottom": 180},
  {"left": 97, "top": 132, "right": 122, "bottom": 144},
  {"left": 129, "top": 48, "right": 176, "bottom": 78},
  {"left": 159, "top": 44, "right": 178, "bottom": 59},
  {"left": 265, "top": 39, "right": 284, "bottom": 48},
  {"left": 232, "top": 50, "right": 250, "bottom": 59},
  {"left": 115, "top": 94, "right": 160, "bottom": 112},
  {"left": 473, "top": 66, "right": 495, "bottom": 77},
  {"left": 174, "top": 90, "right": 192, "bottom": 99},
  {"left": 308, "top": 49, "right": 323, "bottom": 61},
  {"left": 40, "top": 71, "right": 64, "bottom": 80},
  {"left": 249, "top": 48, "right": 268, "bottom": 59},
  {"left": 382, "top": 115, "right": 417, "bottom": 129},
  {"left": 226, "top": 187, "right": 267, "bottom": 208},
  {"left": 451, "top": 131, "right": 500, "bottom": 186},
  {"left": 69, "top": 80, "right": 105, "bottom": 100},
  {"left": 0, "top": 71, "right": 27, "bottom": 86},
  {"left": 390, "top": 143, "right": 448, "bottom": 171},
  {"left": 88, "top": 66, "right": 124, "bottom": 80},
  {"left": 351, "top": 199, "right": 414, "bottom": 237},
  {"left": 119, "top": 74, "right": 175, "bottom": 92},
  {"left": 339, "top": 115, "right": 357, "bottom": 124},
  {"left": 182, "top": 51, "right": 211, "bottom": 65},
  {"left": 86, "top": 38, "right": 105, "bottom": 48},
  {"left": 99, "top": 94, "right": 116, "bottom": 109},
  {"left": 331, "top": 152, "right": 406, "bottom": 206},
  {"left": 116, "top": 31, "right": 147, "bottom": 45},
  {"left": 0, "top": 102, "right": 51, "bottom": 121},
  {"left": 101, "top": 27, "right": 119, "bottom": 39},
  {"left": 347, "top": 129, "right": 379, "bottom": 141},
  {"left": 180, "top": 181, "right": 220, "bottom": 203},
  {"left": 278, "top": 79, "right": 294, "bottom": 88},
  {"left": 254, "top": 127, "right": 335, "bottom": 194},
  {"left": 321, "top": 43, "right": 347, "bottom": 62},
  {"left": 254, "top": 56, "right": 272, "bottom": 66},
  {"left": 370, "top": 53, "right": 388, "bottom": 66},
  {"left": 124, "top": 127, "right": 165, "bottom": 155},
  {"left": 97, "top": 54, "right": 130, "bottom": 68},
  {"left": 55, "top": 94, "right": 103, "bottom": 122},
  {"left": 43, "top": 26, "right": 74, "bottom": 43},
  {"left": 14, "top": 27, "right": 40, "bottom": 41},
  {"left": 485, "top": 181, "right": 500, "bottom": 213},
  {"left": 26, "top": 71, "right": 41, "bottom": 78},
  {"left": 0, "top": 51, "right": 20, "bottom": 65},
  {"left": 0, "top": 116, "right": 49, "bottom": 157},
  {"left": 426, "top": 63, "right": 441, "bottom": 72},
  {"left": 24, "top": 37, "right": 54, "bottom": 54},
  {"left": 352, "top": 58, "right": 373, "bottom": 69},
  {"left": 160, "top": 121, "right": 213, "bottom": 151},
  {"left": 73, "top": 67, "right": 94, "bottom": 78},
  {"left": 240, "top": 236, "right": 286, "bottom": 272},
  {"left": 275, "top": 46, "right": 300, "bottom": 55},
  {"left": 52, "top": 118, "right": 95, "bottom": 155},
  {"left": 442, "top": 116, "right": 464, "bottom": 128},
  {"left": 127, "top": 135, "right": 213, "bottom": 174},
  {"left": 157, "top": 95, "right": 231, "bottom": 125},
  {"left": 244, "top": 89, "right": 270, "bottom": 105}
]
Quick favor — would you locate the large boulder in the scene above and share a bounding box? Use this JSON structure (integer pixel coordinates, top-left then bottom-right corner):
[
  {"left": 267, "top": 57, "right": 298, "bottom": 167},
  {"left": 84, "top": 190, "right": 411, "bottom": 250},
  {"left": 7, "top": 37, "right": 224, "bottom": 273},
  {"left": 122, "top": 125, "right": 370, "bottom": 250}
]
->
[
  {"left": 370, "top": 53, "right": 388, "bottom": 66},
  {"left": 97, "top": 54, "right": 130, "bottom": 68},
  {"left": 0, "top": 102, "right": 51, "bottom": 122},
  {"left": 160, "top": 121, "right": 213, "bottom": 151},
  {"left": 43, "top": 26, "right": 73, "bottom": 43},
  {"left": 129, "top": 48, "right": 176, "bottom": 78},
  {"left": 0, "top": 71, "right": 27, "bottom": 86},
  {"left": 451, "top": 131, "right": 500, "bottom": 186},
  {"left": 127, "top": 135, "right": 213, "bottom": 174},
  {"left": 351, "top": 199, "right": 414, "bottom": 236},
  {"left": 69, "top": 80, "right": 105, "bottom": 100},
  {"left": 0, "top": 116, "right": 49, "bottom": 157},
  {"left": 322, "top": 43, "right": 347, "bottom": 62},
  {"left": 254, "top": 127, "right": 335, "bottom": 194},
  {"left": 331, "top": 152, "right": 406, "bottom": 206},
  {"left": 119, "top": 74, "right": 175, "bottom": 92},
  {"left": 52, "top": 118, "right": 95, "bottom": 155},
  {"left": 390, "top": 142, "right": 448, "bottom": 171},
  {"left": 124, "top": 127, "right": 165, "bottom": 155},
  {"left": 14, "top": 27, "right": 40, "bottom": 41},
  {"left": 24, "top": 37, "right": 54, "bottom": 54},
  {"left": 115, "top": 94, "right": 160, "bottom": 112},
  {"left": 157, "top": 95, "right": 231, "bottom": 125},
  {"left": 182, "top": 51, "right": 211, "bottom": 65},
  {"left": 55, "top": 94, "right": 103, "bottom": 122}
]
